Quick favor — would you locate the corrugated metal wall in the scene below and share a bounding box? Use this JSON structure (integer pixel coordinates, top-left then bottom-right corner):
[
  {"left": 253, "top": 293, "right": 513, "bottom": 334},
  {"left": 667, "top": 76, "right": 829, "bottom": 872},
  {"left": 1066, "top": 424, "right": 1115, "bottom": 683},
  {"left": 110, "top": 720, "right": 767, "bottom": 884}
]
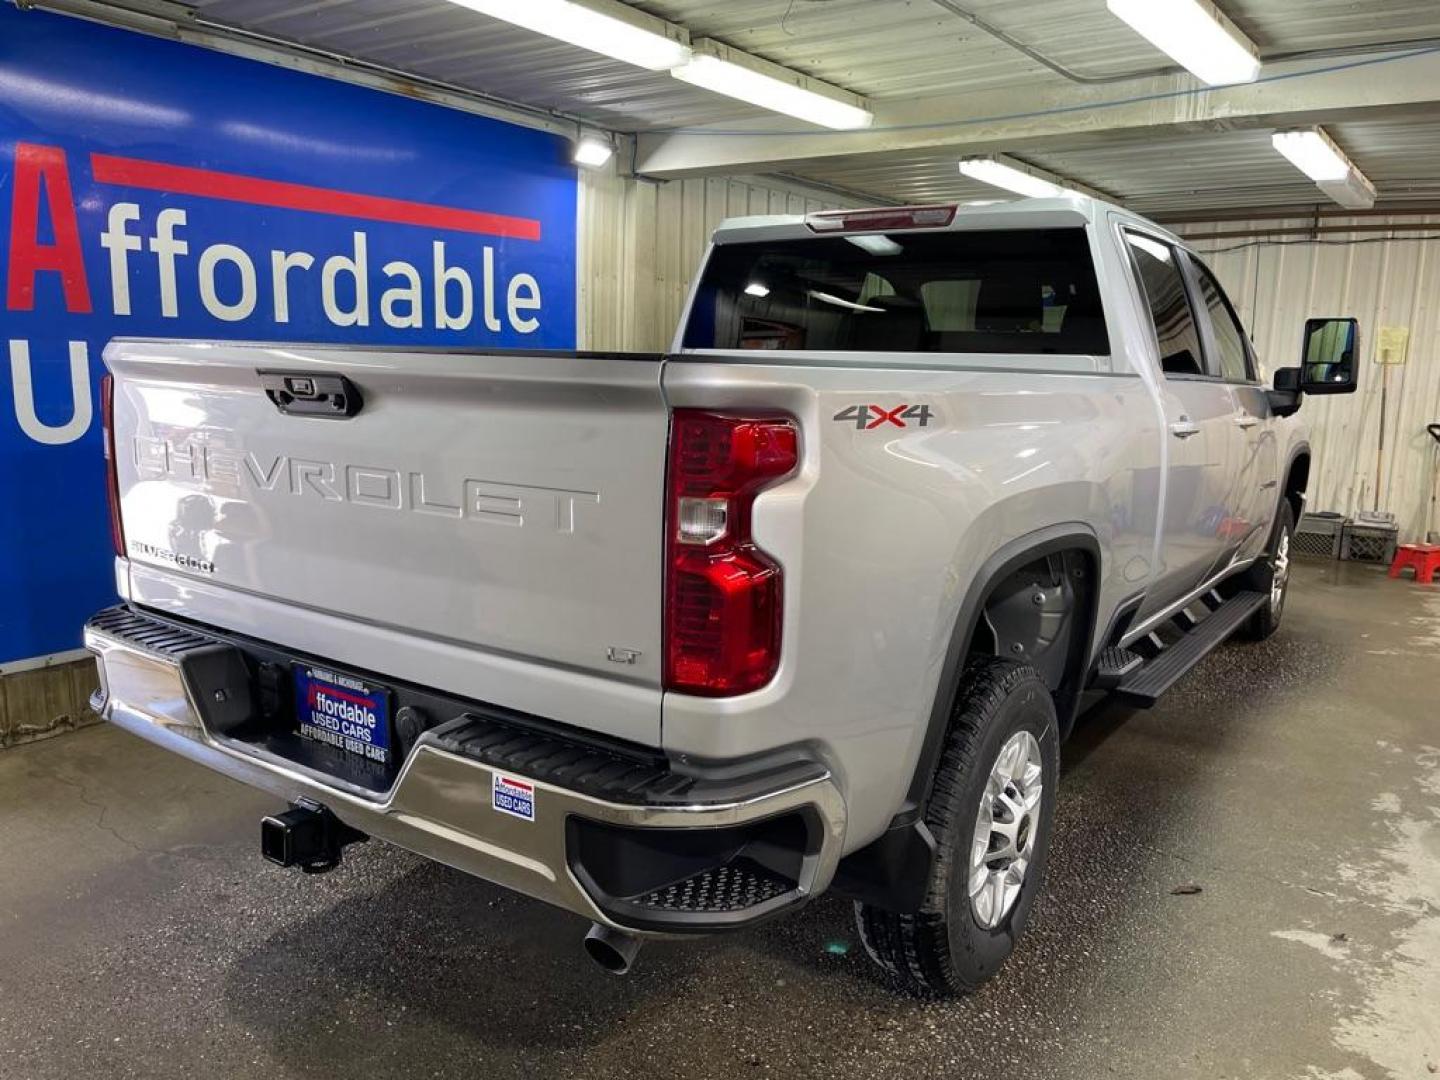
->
[
  {"left": 577, "top": 165, "right": 858, "bottom": 352},
  {"left": 1181, "top": 217, "right": 1440, "bottom": 542}
]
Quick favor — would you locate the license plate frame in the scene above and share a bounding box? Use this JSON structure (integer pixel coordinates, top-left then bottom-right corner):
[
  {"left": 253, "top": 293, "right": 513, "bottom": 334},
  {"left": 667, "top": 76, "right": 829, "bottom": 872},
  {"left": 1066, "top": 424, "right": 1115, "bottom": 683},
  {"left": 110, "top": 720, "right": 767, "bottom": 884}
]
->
[{"left": 292, "top": 663, "right": 393, "bottom": 771}]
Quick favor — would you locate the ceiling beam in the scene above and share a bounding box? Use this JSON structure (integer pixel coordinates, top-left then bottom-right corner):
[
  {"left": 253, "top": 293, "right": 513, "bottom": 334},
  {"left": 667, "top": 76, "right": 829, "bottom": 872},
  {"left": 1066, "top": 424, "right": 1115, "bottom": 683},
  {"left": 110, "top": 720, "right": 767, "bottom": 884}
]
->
[
  {"left": 635, "top": 47, "right": 1440, "bottom": 181},
  {"left": 1153, "top": 202, "right": 1440, "bottom": 225}
]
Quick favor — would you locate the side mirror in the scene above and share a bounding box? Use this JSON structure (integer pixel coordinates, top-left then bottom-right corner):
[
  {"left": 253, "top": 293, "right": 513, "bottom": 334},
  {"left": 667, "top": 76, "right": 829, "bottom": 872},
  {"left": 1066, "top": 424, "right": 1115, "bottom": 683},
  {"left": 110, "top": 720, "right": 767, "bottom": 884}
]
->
[{"left": 1299, "top": 317, "right": 1359, "bottom": 394}]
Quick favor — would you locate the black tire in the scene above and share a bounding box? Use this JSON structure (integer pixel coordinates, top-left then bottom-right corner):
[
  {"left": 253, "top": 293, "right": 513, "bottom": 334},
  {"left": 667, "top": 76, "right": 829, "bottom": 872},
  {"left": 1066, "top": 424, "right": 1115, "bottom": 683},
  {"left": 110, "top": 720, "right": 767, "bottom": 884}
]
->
[
  {"left": 1241, "top": 500, "right": 1294, "bottom": 641},
  {"left": 855, "top": 657, "right": 1059, "bottom": 996}
]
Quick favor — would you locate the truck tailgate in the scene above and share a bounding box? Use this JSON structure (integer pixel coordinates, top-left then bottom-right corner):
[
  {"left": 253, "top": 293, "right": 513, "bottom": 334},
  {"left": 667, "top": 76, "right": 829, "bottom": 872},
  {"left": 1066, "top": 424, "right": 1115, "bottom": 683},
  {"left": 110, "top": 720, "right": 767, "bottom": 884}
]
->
[{"left": 106, "top": 341, "right": 667, "bottom": 744}]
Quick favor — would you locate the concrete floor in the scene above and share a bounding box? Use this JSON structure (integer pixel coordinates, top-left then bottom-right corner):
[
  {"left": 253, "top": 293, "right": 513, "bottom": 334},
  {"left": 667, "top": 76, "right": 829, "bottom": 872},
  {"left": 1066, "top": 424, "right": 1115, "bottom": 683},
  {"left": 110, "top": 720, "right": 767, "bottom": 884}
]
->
[{"left": 1, "top": 560, "right": 1437, "bottom": 1080}]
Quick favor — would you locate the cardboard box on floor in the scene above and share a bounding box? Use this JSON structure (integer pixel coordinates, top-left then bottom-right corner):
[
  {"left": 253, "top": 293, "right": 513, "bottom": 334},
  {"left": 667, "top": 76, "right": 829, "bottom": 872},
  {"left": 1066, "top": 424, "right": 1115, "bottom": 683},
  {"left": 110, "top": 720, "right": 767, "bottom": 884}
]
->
[{"left": 0, "top": 659, "right": 101, "bottom": 749}]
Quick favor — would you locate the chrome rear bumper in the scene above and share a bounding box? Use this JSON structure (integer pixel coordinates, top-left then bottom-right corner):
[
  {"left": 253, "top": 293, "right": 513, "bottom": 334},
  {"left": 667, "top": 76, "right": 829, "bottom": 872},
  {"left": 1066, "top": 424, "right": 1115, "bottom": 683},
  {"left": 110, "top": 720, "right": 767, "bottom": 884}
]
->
[{"left": 85, "top": 607, "right": 845, "bottom": 936}]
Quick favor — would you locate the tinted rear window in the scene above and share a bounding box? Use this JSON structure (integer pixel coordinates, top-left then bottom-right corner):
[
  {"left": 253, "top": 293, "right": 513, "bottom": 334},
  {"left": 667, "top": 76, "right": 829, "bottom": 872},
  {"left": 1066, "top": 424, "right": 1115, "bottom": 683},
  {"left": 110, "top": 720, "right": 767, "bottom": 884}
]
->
[{"left": 682, "top": 228, "right": 1108, "bottom": 356}]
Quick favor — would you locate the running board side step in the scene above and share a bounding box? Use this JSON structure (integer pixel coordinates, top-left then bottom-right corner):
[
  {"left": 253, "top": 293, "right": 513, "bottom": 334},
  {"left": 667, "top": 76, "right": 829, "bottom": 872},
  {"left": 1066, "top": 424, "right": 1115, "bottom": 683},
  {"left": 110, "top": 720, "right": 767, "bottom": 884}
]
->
[
  {"left": 1114, "top": 591, "right": 1267, "bottom": 707},
  {"left": 1093, "top": 646, "right": 1144, "bottom": 689}
]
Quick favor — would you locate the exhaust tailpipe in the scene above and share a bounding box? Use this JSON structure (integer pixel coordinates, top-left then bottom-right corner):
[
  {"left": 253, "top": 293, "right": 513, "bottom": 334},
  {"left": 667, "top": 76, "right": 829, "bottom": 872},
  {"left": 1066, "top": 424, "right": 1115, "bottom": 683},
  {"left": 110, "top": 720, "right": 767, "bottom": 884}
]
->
[{"left": 583, "top": 923, "right": 643, "bottom": 975}]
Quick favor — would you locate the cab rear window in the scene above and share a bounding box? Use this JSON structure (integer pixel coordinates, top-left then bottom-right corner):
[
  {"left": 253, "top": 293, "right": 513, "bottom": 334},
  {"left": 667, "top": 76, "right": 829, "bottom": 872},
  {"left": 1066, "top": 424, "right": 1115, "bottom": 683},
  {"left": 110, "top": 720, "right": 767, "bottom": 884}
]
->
[{"left": 681, "top": 228, "right": 1108, "bottom": 357}]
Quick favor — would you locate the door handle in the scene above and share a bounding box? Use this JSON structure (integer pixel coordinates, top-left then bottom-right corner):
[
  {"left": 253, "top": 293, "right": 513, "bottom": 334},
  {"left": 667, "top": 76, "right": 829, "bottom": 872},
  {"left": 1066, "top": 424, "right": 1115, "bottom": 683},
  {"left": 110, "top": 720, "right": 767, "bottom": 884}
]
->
[
  {"left": 1169, "top": 420, "right": 1201, "bottom": 439},
  {"left": 1234, "top": 415, "right": 1260, "bottom": 430},
  {"left": 260, "top": 372, "right": 362, "bottom": 418}
]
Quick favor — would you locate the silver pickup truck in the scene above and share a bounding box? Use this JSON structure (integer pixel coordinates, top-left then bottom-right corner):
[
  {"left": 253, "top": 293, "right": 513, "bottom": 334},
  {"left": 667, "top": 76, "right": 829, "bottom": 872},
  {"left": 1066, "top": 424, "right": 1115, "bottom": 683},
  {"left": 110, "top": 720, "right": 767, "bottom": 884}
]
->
[{"left": 85, "top": 197, "right": 1358, "bottom": 995}]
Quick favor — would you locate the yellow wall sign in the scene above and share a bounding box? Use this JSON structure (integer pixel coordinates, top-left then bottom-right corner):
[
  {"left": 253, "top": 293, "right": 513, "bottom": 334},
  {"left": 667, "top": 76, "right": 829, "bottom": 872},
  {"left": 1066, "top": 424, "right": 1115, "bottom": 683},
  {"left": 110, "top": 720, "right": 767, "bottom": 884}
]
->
[{"left": 1376, "top": 325, "right": 1410, "bottom": 365}]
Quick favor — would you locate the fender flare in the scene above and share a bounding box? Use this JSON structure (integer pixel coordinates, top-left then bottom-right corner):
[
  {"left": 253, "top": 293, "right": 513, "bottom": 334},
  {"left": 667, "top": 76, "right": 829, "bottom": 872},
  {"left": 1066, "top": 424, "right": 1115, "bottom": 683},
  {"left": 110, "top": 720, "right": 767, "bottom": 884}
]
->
[
  {"left": 829, "top": 523, "right": 1102, "bottom": 915},
  {"left": 906, "top": 522, "right": 1102, "bottom": 811},
  {"left": 1279, "top": 441, "right": 1311, "bottom": 519},
  {"left": 1284, "top": 442, "right": 1311, "bottom": 483}
]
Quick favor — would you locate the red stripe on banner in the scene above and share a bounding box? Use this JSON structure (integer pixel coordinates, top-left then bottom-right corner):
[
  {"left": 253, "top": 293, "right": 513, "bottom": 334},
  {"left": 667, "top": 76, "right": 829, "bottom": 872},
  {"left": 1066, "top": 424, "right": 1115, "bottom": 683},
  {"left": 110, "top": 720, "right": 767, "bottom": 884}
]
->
[
  {"left": 309, "top": 684, "right": 375, "bottom": 709},
  {"left": 90, "top": 152, "right": 542, "bottom": 241}
]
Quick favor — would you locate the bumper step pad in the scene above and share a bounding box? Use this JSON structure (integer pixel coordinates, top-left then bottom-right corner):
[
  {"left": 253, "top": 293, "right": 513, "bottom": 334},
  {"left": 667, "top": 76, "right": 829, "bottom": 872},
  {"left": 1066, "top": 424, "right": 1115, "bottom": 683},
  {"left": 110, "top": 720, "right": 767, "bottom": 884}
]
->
[
  {"left": 634, "top": 858, "right": 794, "bottom": 914},
  {"left": 86, "top": 606, "right": 212, "bottom": 659},
  {"left": 434, "top": 717, "right": 826, "bottom": 809}
]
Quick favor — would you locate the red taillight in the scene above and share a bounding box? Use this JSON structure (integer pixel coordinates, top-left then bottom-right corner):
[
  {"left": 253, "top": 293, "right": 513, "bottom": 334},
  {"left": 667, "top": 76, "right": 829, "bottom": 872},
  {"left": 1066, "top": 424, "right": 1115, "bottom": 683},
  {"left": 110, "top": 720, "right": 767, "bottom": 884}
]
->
[
  {"left": 664, "top": 410, "right": 798, "bottom": 697},
  {"left": 101, "top": 373, "right": 125, "bottom": 558}
]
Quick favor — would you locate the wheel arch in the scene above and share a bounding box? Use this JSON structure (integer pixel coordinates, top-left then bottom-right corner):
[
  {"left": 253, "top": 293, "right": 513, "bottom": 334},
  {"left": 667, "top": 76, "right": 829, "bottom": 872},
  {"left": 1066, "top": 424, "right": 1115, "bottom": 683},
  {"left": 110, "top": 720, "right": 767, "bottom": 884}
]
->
[
  {"left": 913, "top": 523, "right": 1102, "bottom": 805},
  {"left": 1284, "top": 444, "right": 1311, "bottom": 522},
  {"left": 828, "top": 524, "right": 1101, "bottom": 914}
]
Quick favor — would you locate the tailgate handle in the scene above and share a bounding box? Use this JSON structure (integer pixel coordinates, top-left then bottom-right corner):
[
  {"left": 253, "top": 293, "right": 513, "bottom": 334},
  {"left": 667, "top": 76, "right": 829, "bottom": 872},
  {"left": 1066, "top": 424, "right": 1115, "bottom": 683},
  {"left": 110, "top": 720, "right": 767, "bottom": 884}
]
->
[{"left": 260, "top": 371, "right": 363, "bottom": 419}]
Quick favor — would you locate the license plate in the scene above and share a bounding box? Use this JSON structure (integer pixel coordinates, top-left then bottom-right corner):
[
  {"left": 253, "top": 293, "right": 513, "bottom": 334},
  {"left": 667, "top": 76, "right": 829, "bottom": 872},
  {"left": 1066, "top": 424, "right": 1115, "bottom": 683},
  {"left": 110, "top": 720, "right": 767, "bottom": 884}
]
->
[{"left": 293, "top": 664, "right": 392, "bottom": 768}]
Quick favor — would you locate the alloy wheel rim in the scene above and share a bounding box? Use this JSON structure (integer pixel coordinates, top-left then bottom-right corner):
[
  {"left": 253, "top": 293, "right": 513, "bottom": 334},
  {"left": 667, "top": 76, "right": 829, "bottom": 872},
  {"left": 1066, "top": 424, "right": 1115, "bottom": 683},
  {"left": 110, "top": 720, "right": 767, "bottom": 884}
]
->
[
  {"left": 968, "top": 730, "right": 1044, "bottom": 930},
  {"left": 1271, "top": 527, "right": 1291, "bottom": 612}
]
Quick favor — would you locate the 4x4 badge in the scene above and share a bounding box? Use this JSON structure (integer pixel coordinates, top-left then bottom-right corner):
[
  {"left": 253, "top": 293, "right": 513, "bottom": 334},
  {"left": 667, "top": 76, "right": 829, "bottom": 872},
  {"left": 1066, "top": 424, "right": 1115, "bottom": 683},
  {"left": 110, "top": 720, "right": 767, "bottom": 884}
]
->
[{"left": 833, "top": 404, "right": 934, "bottom": 430}]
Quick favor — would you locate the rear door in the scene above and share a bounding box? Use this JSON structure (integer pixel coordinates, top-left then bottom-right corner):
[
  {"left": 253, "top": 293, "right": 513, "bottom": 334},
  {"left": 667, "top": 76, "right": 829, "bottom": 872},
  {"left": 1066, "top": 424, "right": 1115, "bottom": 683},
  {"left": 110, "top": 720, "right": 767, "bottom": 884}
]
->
[
  {"left": 107, "top": 341, "right": 668, "bottom": 744},
  {"left": 1122, "top": 230, "right": 1238, "bottom": 619}
]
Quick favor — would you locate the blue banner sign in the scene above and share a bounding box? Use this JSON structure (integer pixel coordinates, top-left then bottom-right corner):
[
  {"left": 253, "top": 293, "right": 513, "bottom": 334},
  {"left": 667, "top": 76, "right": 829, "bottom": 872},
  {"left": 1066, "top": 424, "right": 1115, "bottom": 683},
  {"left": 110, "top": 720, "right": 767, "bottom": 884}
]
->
[{"left": 1, "top": 7, "right": 578, "bottom": 662}]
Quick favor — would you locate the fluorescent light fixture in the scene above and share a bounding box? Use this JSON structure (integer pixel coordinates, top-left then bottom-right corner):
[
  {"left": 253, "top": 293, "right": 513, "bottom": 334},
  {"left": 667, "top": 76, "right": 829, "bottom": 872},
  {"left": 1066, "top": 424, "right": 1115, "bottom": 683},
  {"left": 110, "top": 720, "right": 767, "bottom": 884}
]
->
[
  {"left": 672, "top": 39, "right": 873, "bottom": 130},
  {"left": 961, "top": 199, "right": 1006, "bottom": 207},
  {"left": 1271, "top": 128, "right": 1350, "bottom": 183},
  {"left": 572, "top": 136, "right": 614, "bottom": 168},
  {"left": 1318, "top": 170, "right": 1376, "bottom": 210},
  {"left": 845, "top": 235, "right": 903, "bottom": 256},
  {"left": 444, "top": 0, "right": 690, "bottom": 70},
  {"left": 1272, "top": 128, "right": 1376, "bottom": 209},
  {"left": 1106, "top": 0, "right": 1260, "bottom": 86},
  {"left": 959, "top": 157, "right": 1064, "bottom": 199},
  {"left": 743, "top": 282, "right": 770, "bottom": 298}
]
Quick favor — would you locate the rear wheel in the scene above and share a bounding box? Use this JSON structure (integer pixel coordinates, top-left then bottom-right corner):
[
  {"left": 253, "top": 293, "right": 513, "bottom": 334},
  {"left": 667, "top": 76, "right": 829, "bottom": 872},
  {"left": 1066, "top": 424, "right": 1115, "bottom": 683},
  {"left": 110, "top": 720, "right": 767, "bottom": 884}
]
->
[
  {"left": 1242, "top": 500, "right": 1294, "bottom": 641},
  {"left": 855, "top": 657, "right": 1058, "bottom": 996}
]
